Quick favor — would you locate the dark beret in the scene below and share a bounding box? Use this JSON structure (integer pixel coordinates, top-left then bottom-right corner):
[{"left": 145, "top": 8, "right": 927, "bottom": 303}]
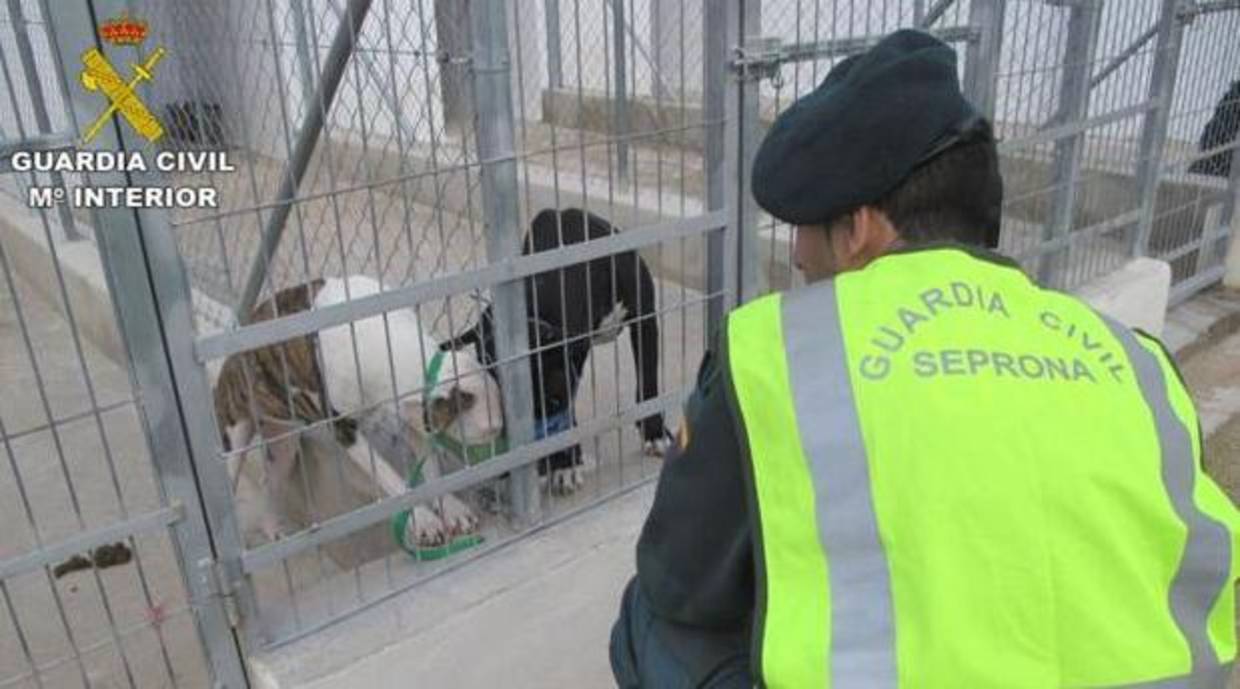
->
[{"left": 751, "top": 29, "right": 985, "bottom": 226}]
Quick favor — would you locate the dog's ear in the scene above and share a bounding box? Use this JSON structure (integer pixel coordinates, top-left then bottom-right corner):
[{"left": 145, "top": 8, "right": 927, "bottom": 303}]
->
[{"left": 427, "top": 386, "right": 478, "bottom": 432}]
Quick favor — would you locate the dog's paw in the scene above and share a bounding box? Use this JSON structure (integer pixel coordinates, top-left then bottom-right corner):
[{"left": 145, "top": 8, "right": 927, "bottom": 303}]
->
[
  {"left": 260, "top": 513, "right": 288, "bottom": 543},
  {"left": 435, "top": 494, "right": 479, "bottom": 536},
  {"left": 643, "top": 432, "right": 674, "bottom": 457},
  {"left": 591, "top": 304, "right": 628, "bottom": 344},
  {"left": 407, "top": 505, "right": 448, "bottom": 547},
  {"left": 549, "top": 466, "right": 586, "bottom": 495}
]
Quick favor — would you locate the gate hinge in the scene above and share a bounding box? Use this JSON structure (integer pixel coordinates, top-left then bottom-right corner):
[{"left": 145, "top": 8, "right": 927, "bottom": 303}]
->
[
  {"left": 729, "top": 37, "right": 785, "bottom": 82},
  {"left": 202, "top": 558, "right": 241, "bottom": 629}
]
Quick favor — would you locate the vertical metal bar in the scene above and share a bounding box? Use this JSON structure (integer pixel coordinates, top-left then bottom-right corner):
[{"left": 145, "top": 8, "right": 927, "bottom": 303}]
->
[
  {"left": 290, "top": 0, "right": 318, "bottom": 114},
  {"left": 43, "top": 1, "right": 251, "bottom": 682},
  {"left": 962, "top": 0, "right": 1005, "bottom": 119},
  {"left": 1038, "top": 0, "right": 1101, "bottom": 287},
  {"left": 237, "top": 0, "right": 375, "bottom": 319},
  {"left": 735, "top": 0, "right": 762, "bottom": 302},
  {"left": 1132, "top": 0, "right": 1188, "bottom": 257},
  {"left": 702, "top": 0, "right": 729, "bottom": 340},
  {"left": 611, "top": 0, "right": 630, "bottom": 181},
  {"left": 5, "top": 0, "right": 80, "bottom": 241},
  {"left": 544, "top": 0, "right": 562, "bottom": 88},
  {"left": 469, "top": 0, "right": 540, "bottom": 522}
]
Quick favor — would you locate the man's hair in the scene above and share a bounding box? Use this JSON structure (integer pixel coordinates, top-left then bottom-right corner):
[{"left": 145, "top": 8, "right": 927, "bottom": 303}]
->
[{"left": 865, "top": 125, "right": 1004, "bottom": 248}]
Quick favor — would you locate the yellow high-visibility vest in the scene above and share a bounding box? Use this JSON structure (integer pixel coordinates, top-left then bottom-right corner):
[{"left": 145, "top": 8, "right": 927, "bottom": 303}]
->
[{"left": 725, "top": 247, "right": 1240, "bottom": 688}]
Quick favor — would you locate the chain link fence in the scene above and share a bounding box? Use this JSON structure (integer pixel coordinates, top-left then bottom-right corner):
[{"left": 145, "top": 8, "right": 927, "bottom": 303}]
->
[{"left": 1, "top": 0, "right": 1238, "bottom": 685}]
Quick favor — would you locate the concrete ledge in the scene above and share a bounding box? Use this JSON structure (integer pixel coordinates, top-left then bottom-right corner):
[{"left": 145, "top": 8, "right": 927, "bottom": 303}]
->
[
  {"left": 0, "top": 195, "right": 125, "bottom": 364},
  {"left": 1074, "top": 257, "right": 1172, "bottom": 337}
]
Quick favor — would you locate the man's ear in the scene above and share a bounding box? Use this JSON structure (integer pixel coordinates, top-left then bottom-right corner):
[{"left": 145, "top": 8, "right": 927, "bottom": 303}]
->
[{"left": 835, "top": 206, "right": 899, "bottom": 269}]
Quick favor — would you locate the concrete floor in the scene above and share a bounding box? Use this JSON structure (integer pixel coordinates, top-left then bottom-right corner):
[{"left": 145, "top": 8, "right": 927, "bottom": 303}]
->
[{"left": 0, "top": 272, "right": 212, "bottom": 688}]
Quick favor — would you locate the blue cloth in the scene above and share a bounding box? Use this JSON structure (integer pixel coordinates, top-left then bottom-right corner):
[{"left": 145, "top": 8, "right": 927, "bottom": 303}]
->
[
  {"left": 534, "top": 409, "right": 574, "bottom": 440},
  {"left": 610, "top": 579, "right": 752, "bottom": 689}
]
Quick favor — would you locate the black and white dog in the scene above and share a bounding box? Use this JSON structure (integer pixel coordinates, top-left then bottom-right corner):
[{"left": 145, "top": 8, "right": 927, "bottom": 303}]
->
[
  {"left": 441, "top": 208, "right": 673, "bottom": 493},
  {"left": 1188, "top": 79, "right": 1240, "bottom": 178}
]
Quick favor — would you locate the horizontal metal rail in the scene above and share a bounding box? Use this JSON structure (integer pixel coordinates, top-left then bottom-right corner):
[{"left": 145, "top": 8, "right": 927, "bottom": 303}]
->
[
  {"left": 1004, "top": 101, "right": 1156, "bottom": 152},
  {"left": 263, "top": 470, "right": 661, "bottom": 652},
  {"left": 0, "top": 131, "right": 76, "bottom": 172},
  {"left": 769, "top": 25, "right": 980, "bottom": 65},
  {"left": 1194, "top": 1, "right": 1240, "bottom": 14},
  {"left": 240, "top": 388, "right": 689, "bottom": 573},
  {"left": 0, "top": 504, "right": 183, "bottom": 580},
  {"left": 1011, "top": 208, "right": 1144, "bottom": 263},
  {"left": 195, "top": 210, "right": 726, "bottom": 361},
  {"left": 1169, "top": 263, "right": 1228, "bottom": 306}
]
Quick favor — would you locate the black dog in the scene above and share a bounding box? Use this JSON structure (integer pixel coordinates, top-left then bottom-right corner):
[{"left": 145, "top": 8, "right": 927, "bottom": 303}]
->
[
  {"left": 1188, "top": 79, "right": 1239, "bottom": 178},
  {"left": 441, "top": 208, "right": 671, "bottom": 493}
]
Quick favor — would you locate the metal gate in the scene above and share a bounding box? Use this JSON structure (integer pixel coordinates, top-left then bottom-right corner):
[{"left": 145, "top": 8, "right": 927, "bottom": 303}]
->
[{"left": 2, "top": 0, "right": 1239, "bottom": 687}]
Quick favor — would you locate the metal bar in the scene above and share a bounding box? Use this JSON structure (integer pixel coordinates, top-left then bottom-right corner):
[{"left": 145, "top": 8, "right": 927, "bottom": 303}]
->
[
  {"left": 4, "top": 0, "right": 79, "bottom": 241},
  {"left": 768, "top": 25, "right": 980, "bottom": 65},
  {"left": 470, "top": 0, "right": 540, "bottom": 523},
  {"left": 963, "top": 0, "right": 1006, "bottom": 118},
  {"left": 0, "top": 505, "right": 182, "bottom": 580},
  {"left": 1195, "top": 0, "right": 1240, "bottom": 14},
  {"left": 290, "top": 0, "right": 318, "bottom": 113},
  {"left": 1000, "top": 102, "right": 1155, "bottom": 152},
  {"left": 1013, "top": 208, "right": 1144, "bottom": 262},
  {"left": 1132, "top": 0, "right": 1188, "bottom": 257},
  {"left": 241, "top": 388, "right": 688, "bottom": 573},
  {"left": 544, "top": 0, "right": 562, "bottom": 88},
  {"left": 236, "top": 0, "right": 375, "bottom": 319},
  {"left": 611, "top": 0, "right": 630, "bottom": 180},
  {"left": 1038, "top": 0, "right": 1101, "bottom": 286},
  {"left": 1089, "top": 24, "right": 1159, "bottom": 89},
  {"left": 920, "top": 0, "right": 957, "bottom": 27},
  {"left": 703, "top": 0, "right": 728, "bottom": 339},
  {"left": 1169, "top": 263, "right": 1228, "bottom": 306},
  {"left": 42, "top": 2, "right": 252, "bottom": 680},
  {"left": 1194, "top": 142, "right": 1240, "bottom": 274},
  {"left": 262, "top": 470, "right": 662, "bottom": 652},
  {"left": 196, "top": 211, "right": 724, "bottom": 361},
  {"left": 736, "top": 2, "right": 762, "bottom": 302}
]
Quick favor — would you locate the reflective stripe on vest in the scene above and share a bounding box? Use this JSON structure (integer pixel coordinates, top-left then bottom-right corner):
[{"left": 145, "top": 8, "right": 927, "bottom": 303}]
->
[{"left": 726, "top": 248, "right": 1238, "bottom": 688}]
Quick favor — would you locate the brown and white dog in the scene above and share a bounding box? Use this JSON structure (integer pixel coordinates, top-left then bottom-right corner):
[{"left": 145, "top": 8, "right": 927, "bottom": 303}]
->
[{"left": 213, "top": 275, "right": 503, "bottom": 547}]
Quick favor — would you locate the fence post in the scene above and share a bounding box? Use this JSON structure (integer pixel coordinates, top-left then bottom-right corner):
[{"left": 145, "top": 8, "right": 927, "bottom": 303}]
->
[
  {"left": 543, "top": 0, "right": 562, "bottom": 89},
  {"left": 732, "top": 0, "right": 763, "bottom": 303},
  {"left": 1224, "top": 177, "right": 1240, "bottom": 289},
  {"left": 611, "top": 0, "right": 630, "bottom": 180},
  {"left": 1217, "top": 134, "right": 1240, "bottom": 285},
  {"left": 1038, "top": 0, "right": 1101, "bottom": 287},
  {"left": 469, "top": 0, "right": 541, "bottom": 523},
  {"left": 1131, "top": 0, "right": 1189, "bottom": 258},
  {"left": 4, "top": 0, "right": 81, "bottom": 241},
  {"left": 41, "top": 0, "right": 252, "bottom": 682},
  {"left": 962, "top": 0, "right": 1005, "bottom": 119},
  {"left": 703, "top": 1, "right": 727, "bottom": 341}
]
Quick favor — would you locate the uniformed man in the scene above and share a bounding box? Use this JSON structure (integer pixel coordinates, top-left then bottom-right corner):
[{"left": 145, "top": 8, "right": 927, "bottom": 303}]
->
[{"left": 610, "top": 29, "right": 1240, "bottom": 688}]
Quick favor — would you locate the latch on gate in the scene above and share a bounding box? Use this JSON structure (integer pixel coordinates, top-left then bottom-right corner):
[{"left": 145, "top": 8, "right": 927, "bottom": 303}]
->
[
  {"left": 730, "top": 37, "right": 785, "bottom": 83},
  {"left": 202, "top": 558, "right": 242, "bottom": 630}
]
